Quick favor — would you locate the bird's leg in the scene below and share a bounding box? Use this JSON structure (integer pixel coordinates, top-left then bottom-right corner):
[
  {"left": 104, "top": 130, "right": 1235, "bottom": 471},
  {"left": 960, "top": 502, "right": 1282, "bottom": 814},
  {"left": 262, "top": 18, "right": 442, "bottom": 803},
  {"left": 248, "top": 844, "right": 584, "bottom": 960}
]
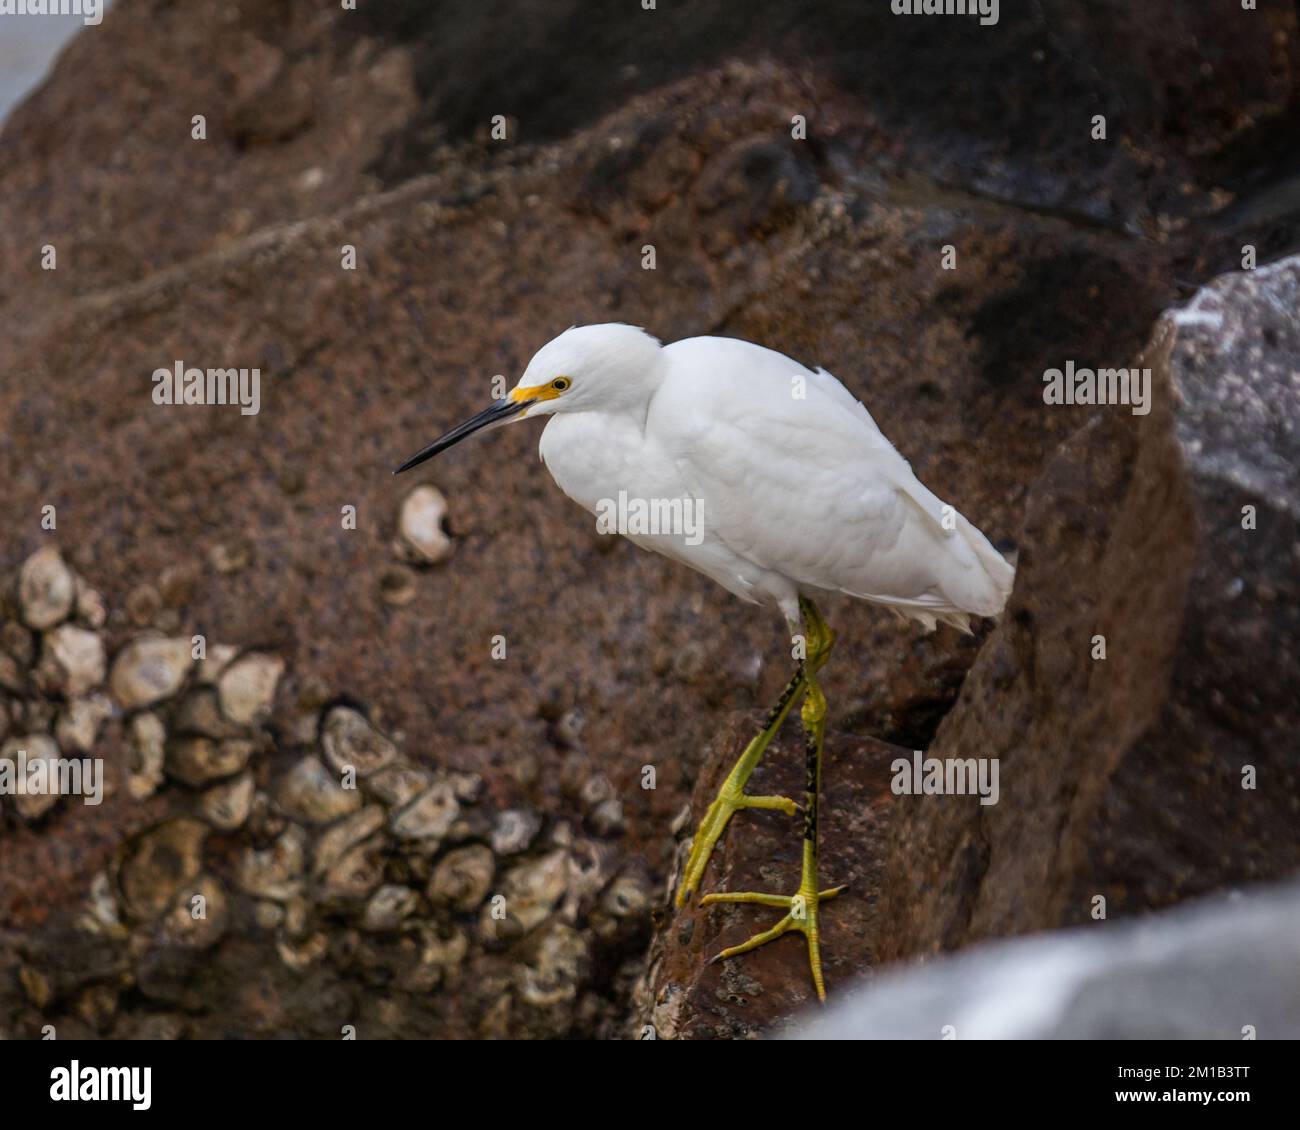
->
[
  {"left": 700, "top": 598, "right": 843, "bottom": 1001},
  {"left": 675, "top": 664, "right": 806, "bottom": 907}
]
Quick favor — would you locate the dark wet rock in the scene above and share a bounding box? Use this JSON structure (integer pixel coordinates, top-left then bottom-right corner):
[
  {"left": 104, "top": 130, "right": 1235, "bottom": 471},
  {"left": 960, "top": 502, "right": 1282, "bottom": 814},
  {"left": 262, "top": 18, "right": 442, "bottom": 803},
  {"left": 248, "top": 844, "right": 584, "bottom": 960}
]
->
[{"left": 877, "top": 256, "right": 1300, "bottom": 961}]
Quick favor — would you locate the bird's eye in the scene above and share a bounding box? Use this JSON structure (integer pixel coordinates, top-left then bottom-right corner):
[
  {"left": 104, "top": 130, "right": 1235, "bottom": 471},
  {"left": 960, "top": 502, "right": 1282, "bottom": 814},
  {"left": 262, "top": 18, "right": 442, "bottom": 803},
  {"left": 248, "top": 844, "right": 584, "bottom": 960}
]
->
[{"left": 552, "top": 377, "right": 571, "bottom": 391}]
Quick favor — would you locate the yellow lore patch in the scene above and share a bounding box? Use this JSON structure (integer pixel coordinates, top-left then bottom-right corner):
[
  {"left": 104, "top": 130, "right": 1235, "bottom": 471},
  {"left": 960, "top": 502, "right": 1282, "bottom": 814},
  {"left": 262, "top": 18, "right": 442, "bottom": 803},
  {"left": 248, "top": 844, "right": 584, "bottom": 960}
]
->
[{"left": 510, "top": 379, "right": 567, "bottom": 405}]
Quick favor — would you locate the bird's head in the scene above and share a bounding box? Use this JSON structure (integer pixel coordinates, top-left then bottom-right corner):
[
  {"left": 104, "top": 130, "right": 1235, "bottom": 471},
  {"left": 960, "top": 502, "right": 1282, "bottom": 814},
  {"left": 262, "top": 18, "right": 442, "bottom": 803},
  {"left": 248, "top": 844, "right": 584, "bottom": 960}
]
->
[{"left": 394, "top": 324, "right": 661, "bottom": 474}]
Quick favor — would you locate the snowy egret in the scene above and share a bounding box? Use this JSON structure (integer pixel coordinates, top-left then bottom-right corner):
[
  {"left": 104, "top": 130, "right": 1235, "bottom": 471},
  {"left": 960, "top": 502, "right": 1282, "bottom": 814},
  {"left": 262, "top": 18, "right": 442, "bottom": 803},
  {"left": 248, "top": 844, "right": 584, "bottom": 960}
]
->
[{"left": 395, "top": 324, "right": 1014, "bottom": 1000}]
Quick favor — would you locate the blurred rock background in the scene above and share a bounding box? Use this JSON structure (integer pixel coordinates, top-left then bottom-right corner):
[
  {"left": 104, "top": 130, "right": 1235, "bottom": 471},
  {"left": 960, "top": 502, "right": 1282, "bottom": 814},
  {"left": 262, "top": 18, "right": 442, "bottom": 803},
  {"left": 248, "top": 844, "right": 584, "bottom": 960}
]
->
[{"left": 0, "top": 0, "right": 1296, "bottom": 1039}]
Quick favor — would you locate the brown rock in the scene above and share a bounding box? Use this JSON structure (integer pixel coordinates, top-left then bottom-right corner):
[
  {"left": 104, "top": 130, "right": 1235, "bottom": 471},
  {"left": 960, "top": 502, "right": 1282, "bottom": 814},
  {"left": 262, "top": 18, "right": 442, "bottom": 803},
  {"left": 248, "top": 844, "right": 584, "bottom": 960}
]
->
[
  {"left": 640, "top": 714, "right": 902, "bottom": 1038},
  {"left": 877, "top": 259, "right": 1300, "bottom": 961}
]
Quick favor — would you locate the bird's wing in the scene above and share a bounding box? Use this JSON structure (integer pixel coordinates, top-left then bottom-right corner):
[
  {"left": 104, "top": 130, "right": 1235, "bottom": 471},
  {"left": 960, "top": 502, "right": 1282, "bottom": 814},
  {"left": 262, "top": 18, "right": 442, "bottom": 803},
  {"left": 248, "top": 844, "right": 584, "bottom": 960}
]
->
[{"left": 651, "top": 339, "right": 1012, "bottom": 621}]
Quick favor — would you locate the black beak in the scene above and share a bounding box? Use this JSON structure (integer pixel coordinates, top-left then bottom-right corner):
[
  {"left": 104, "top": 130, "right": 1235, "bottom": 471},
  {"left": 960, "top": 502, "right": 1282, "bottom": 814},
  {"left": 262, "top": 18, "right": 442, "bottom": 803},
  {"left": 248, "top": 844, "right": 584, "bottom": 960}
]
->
[{"left": 394, "top": 398, "right": 533, "bottom": 474}]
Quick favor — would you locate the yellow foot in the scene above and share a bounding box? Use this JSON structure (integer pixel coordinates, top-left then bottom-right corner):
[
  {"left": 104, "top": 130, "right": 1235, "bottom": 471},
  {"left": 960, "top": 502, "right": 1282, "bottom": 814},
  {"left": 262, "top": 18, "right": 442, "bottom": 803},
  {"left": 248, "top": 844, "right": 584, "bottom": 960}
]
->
[
  {"left": 702, "top": 878, "right": 845, "bottom": 1001},
  {"left": 676, "top": 784, "right": 799, "bottom": 907}
]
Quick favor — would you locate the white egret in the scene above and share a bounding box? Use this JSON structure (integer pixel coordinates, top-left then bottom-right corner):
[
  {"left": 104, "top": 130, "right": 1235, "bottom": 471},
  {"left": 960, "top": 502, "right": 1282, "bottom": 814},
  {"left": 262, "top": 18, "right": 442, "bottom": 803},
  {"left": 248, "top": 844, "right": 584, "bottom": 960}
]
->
[{"left": 396, "top": 324, "right": 1014, "bottom": 999}]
